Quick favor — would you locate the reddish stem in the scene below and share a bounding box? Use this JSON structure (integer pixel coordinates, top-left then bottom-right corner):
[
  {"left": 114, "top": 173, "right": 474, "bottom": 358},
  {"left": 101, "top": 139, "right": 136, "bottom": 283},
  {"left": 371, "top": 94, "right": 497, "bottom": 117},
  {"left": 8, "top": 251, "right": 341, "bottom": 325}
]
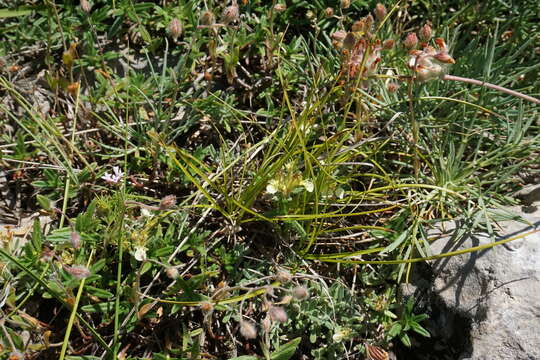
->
[{"left": 442, "top": 74, "right": 540, "bottom": 105}]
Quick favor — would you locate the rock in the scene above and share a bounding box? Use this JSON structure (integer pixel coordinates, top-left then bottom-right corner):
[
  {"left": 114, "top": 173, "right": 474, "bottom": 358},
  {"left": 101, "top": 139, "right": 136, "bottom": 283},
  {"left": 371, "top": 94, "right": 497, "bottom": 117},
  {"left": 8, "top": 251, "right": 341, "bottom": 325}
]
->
[{"left": 421, "top": 205, "right": 540, "bottom": 360}]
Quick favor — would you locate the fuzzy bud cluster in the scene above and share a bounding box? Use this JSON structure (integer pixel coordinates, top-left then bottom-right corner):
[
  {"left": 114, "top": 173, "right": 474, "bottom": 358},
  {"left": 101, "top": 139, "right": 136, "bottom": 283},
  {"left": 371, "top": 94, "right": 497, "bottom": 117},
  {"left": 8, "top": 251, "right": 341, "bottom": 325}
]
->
[
  {"left": 408, "top": 38, "right": 455, "bottom": 82},
  {"left": 374, "top": 3, "right": 387, "bottom": 21},
  {"left": 222, "top": 4, "right": 239, "bottom": 25},
  {"left": 168, "top": 18, "right": 182, "bottom": 41},
  {"left": 240, "top": 321, "right": 257, "bottom": 339},
  {"left": 80, "top": 0, "right": 91, "bottom": 13}
]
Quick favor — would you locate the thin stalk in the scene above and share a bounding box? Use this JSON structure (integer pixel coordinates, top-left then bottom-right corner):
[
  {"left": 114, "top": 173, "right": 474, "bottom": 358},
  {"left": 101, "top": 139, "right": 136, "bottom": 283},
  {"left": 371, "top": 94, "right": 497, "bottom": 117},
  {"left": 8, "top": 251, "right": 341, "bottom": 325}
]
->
[
  {"left": 59, "top": 251, "right": 94, "bottom": 360},
  {"left": 408, "top": 78, "right": 420, "bottom": 178},
  {"left": 443, "top": 74, "right": 540, "bottom": 105}
]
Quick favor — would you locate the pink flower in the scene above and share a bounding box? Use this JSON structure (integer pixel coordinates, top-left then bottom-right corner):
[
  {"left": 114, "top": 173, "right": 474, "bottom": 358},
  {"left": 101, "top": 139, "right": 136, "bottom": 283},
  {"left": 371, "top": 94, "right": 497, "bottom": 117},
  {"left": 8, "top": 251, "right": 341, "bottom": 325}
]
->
[{"left": 101, "top": 166, "right": 124, "bottom": 184}]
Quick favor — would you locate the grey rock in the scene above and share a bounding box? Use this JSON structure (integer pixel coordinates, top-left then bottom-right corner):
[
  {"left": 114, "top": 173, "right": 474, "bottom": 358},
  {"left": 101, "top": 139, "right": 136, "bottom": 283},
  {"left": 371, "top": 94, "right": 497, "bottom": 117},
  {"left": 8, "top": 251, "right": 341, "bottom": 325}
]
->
[{"left": 426, "top": 207, "right": 540, "bottom": 360}]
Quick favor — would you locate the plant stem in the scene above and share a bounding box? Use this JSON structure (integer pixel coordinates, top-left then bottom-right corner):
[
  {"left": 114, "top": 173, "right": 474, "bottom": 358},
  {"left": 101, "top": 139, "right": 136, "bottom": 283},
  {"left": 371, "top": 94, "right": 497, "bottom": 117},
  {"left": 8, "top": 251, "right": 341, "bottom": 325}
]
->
[
  {"left": 443, "top": 74, "right": 540, "bottom": 105},
  {"left": 408, "top": 78, "right": 420, "bottom": 178}
]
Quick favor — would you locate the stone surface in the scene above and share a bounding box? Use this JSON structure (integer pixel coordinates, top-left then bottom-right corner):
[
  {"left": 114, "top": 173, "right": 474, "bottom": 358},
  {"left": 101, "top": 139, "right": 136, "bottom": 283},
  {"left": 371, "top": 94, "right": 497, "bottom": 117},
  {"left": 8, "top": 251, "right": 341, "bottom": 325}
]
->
[{"left": 424, "top": 204, "right": 540, "bottom": 360}]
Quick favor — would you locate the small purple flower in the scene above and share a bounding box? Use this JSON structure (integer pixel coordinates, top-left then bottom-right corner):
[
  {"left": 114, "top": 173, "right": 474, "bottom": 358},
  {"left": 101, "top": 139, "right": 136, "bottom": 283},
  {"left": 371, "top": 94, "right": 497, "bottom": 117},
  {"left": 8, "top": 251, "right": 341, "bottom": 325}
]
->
[{"left": 101, "top": 166, "right": 124, "bottom": 184}]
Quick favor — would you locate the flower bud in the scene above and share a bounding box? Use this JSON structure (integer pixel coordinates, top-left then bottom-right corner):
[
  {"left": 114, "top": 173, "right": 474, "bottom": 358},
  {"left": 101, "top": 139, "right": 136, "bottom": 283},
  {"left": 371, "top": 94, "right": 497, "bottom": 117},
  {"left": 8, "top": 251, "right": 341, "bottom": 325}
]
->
[
  {"left": 200, "top": 301, "right": 213, "bottom": 312},
  {"left": 168, "top": 18, "right": 182, "bottom": 41},
  {"left": 374, "top": 3, "right": 387, "bottom": 21},
  {"left": 80, "top": 0, "right": 91, "bottom": 13},
  {"left": 331, "top": 30, "right": 347, "bottom": 42},
  {"left": 268, "top": 306, "right": 288, "bottom": 323},
  {"left": 324, "top": 7, "right": 334, "bottom": 17},
  {"left": 365, "top": 14, "right": 374, "bottom": 30},
  {"left": 419, "top": 24, "right": 432, "bottom": 42},
  {"left": 222, "top": 4, "right": 239, "bottom": 25},
  {"left": 273, "top": 4, "right": 286, "bottom": 12},
  {"left": 293, "top": 286, "right": 309, "bottom": 300},
  {"left": 386, "top": 82, "right": 399, "bottom": 92},
  {"left": 403, "top": 32, "right": 418, "bottom": 49},
  {"left": 200, "top": 10, "right": 215, "bottom": 26},
  {"left": 70, "top": 231, "right": 81, "bottom": 249},
  {"left": 67, "top": 82, "right": 79, "bottom": 96},
  {"left": 240, "top": 321, "right": 257, "bottom": 339},
  {"left": 166, "top": 267, "right": 179, "bottom": 279},
  {"left": 340, "top": 0, "right": 351, "bottom": 9},
  {"left": 8, "top": 351, "right": 25, "bottom": 360},
  {"left": 65, "top": 265, "right": 91, "bottom": 280},
  {"left": 159, "top": 195, "right": 176, "bottom": 210},
  {"left": 382, "top": 39, "right": 394, "bottom": 50}
]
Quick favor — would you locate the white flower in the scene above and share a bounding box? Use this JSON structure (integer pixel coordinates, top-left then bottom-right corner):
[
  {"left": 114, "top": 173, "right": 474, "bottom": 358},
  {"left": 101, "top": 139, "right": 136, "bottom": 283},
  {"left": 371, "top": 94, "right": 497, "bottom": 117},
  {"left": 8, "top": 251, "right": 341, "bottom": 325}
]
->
[
  {"left": 266, "top": 179, "right": 280, "bottom": 194},
  {"left": 134, "top": 246, "right": 147, "bottom": 261},
  {"left": 332, "top": 327, "right": 351, "bottom": 342},
  {"left": 101, "top": 166, "right": 124, "bottom": 184},
  {"left": 301, "top": 179, "right": 314, "bottom": 192}
]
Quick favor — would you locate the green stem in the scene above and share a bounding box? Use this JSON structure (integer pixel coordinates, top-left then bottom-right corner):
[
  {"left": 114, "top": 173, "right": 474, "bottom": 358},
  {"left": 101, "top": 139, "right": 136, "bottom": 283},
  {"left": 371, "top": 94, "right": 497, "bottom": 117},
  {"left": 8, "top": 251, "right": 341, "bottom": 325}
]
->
[{"left": 59, "top": 251, "right": 94, "bottom": 360}]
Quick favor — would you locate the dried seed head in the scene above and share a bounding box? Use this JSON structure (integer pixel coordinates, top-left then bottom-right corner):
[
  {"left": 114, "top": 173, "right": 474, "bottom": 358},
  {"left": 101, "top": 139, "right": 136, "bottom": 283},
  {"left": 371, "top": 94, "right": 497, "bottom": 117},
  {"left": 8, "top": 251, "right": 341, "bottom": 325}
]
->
[
  {"left": 65, "top": 265, "right": 91, "bottom": 280},
  {"left": 293, "top": 286, "right": 309, "bottom": 300},
  {"left": 268, "top": 306, "right": 288, "bottom": 323},
  {"left": 273, "top": 4, "right": 286, "bottom": 12},
  {"left": 387, "top": 82, "right": 399, "bottom": 92},
  {"left": 403, "top": 32, "right": 418, "bottom": 49},
  {"left": 276, "top": 270, "right": 292, "bottom": 283},
  {"left": 239, "top": 321, "right": 257, "bottom": 339},
  {"left": 159, "top": 195, "right": 176, "bottom": 210},
  {"left": 382, "top": 39, "right": 394, "bottom": 50},
  {"left": 340, "top": 0, "right": 351, "bottom": 9},
  {"left": 80, "top": 0, "right": 91, "bottom": 13},
  {"left": 419, "top": 24, "right": 432, "bottom": 42},
  {"left": 168, "top": 18, "right": 182, "bottom": 41},
  {"left": 165, "top": 267, "right": 179, "bottom": 279},
  {"left": 324, "top": 7, "right": 334, "bottom": 17},
  {"left": 374, "top": 3, "right": 387, "bottom": 21},
  {"left": 70, "top": 231, "right": 81, "bottom": 249},
  {"left": 200, "top": 10, "right": 215, "bottom": 26}
]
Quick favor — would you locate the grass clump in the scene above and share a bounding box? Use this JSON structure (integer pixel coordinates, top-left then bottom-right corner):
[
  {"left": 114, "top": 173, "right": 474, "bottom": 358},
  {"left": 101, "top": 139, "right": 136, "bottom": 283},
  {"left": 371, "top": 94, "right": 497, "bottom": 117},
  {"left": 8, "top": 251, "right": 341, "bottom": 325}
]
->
[{"left": 0, "top": 0, "right": 538, "bottom": 359}]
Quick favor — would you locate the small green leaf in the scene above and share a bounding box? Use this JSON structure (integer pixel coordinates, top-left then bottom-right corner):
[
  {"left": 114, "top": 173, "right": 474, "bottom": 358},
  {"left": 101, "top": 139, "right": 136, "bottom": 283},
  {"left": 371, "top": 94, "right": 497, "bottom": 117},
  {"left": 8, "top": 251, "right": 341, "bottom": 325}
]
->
[
  {"left": 400, "top": 333, "right": 412, "bottom": 347},
  {"left": 228, "top": 356, "right": 259, "bottom": 360},
  {"left": 411, "top": 323, "right": 431, "bottom": 338},
  {"left": 36, "top": 194, "right": 52, "bottom": 211},
  {"left": 0, "top": 8, "right": 32, "bottom": 18},
  {"left": 270, "top": 337, "right": 301, "bottom": 360},
  {"left": 387, "top": 322, "right": 402, "bottom": 338}
]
